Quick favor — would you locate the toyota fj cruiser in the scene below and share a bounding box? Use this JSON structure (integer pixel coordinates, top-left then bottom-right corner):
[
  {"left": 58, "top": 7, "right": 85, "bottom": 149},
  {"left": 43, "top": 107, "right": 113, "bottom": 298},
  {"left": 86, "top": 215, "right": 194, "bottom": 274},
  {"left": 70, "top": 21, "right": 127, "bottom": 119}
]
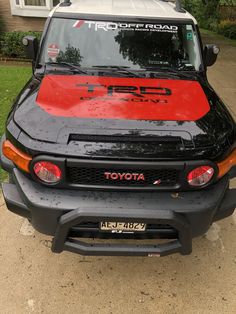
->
[{"left": 1, "top": 0, "right": 236, "bottom": 257}]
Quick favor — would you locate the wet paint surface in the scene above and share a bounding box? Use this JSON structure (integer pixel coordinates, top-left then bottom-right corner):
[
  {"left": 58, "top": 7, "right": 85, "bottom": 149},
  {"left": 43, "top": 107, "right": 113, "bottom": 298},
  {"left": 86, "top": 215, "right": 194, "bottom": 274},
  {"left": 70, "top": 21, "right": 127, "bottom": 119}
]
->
[{"left": 36, "top": 75, "right": 210, "bottom": 121}]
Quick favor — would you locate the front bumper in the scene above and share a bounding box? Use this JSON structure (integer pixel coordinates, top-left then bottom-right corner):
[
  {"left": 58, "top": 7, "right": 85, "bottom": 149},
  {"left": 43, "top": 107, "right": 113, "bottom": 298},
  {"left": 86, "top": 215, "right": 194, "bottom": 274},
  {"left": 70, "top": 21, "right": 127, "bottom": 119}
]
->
[{"left": 1, "top": 167, "right": 236, "bottom": 257}]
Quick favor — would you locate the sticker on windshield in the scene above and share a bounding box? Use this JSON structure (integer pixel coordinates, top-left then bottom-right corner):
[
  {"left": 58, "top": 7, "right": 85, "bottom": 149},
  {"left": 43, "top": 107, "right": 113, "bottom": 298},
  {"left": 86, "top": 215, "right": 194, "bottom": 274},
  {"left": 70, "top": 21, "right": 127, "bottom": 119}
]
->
[
  {"left": 73, "top": 20, "right": 178, "bottom": 33},
  {"left": 47, "top": 44, "right": 60, "bottom": 60},
  {"left": 187, "top": 32, "right": 193, "bottom": 40}
]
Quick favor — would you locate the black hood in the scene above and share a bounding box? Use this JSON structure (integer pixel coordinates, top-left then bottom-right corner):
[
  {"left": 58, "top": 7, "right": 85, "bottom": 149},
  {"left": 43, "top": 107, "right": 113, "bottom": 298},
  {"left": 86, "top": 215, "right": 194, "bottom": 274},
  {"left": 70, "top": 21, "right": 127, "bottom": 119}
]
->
[{"left": 9, "top": 75, "right": 236, "bottom": 161}]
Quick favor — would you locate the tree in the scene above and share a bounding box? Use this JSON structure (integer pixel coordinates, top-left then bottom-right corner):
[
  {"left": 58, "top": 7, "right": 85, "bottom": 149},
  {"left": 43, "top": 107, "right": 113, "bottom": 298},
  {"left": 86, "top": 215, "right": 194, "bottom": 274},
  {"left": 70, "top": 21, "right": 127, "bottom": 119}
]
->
[{"left": 183, "top": 0, "right": 220, "bottom": 30}]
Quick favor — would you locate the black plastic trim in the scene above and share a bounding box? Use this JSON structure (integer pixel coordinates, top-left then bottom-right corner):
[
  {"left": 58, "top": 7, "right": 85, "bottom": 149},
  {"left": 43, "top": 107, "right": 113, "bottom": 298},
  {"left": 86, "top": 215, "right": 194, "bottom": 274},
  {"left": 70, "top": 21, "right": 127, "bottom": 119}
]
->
[
  {"left": 1, "top": 169, "right": 236, "bottom": 256},
  {"left": 52, "top": 209, "right": 192, "bottom": 256},
  {"left": 229, "top": 166, "right": 236, "bottom": 179},
  {"left": 2, "top": 182, "right": 31, "bottom": 219}
]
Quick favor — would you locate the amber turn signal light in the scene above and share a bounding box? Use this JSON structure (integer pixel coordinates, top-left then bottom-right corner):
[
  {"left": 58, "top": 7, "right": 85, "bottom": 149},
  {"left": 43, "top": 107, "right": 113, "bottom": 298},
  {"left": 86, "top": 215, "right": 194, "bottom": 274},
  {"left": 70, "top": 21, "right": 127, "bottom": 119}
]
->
[
  {"left": 2, "top": 140, "right": 32, "bottom": 173},
  {"left": 217, "top": 148, "right": 236, "bottom": 178}
]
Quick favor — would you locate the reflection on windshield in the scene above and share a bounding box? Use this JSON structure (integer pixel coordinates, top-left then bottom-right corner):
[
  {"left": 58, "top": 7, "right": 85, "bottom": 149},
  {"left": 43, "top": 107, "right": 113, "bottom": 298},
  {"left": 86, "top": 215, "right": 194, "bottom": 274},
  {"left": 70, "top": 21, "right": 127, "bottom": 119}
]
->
[
  {"left": 115, "top": 31, "right": 192, "bottom": 69},
  {"left": 42, "top": 19, "right": 201, "bottom": 71},
  {"left": 56, "top": 44, "right": 83, "bottom": 65}
]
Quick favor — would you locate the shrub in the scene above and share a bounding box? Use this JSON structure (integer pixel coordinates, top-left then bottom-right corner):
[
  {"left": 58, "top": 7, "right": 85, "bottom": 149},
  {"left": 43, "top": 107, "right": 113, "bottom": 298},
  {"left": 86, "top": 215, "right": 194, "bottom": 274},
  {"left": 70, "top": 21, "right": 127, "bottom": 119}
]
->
[
  {"left": 183, "top": 1, "right": 236, "bottom": 40},
  {"left": 0, "top": 31, "right": 42, "bottom": 58},
  {"left": 218, "top": 20, "right": 236, "bottom": 39},
  {"left": 183, "top": 0, "right": 220, "bottom": 28}
]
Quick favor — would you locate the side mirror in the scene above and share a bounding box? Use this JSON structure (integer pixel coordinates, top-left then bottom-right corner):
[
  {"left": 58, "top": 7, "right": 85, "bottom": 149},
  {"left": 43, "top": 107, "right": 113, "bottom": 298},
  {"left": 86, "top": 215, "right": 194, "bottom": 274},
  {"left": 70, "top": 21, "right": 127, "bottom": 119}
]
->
[
  {"left": 22, "top": 36, "right": 39, "bottom": 61},
  {"left": 204, "top": 44, "right": 220, "bottom": 67}
]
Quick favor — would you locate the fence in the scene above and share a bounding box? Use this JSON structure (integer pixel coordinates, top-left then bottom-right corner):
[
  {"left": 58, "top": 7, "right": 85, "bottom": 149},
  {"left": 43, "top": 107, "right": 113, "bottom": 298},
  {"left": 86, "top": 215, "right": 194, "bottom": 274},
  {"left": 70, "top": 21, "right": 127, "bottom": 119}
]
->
[{"left": 220, "top": 5, "right": 236, "bottom": 21}]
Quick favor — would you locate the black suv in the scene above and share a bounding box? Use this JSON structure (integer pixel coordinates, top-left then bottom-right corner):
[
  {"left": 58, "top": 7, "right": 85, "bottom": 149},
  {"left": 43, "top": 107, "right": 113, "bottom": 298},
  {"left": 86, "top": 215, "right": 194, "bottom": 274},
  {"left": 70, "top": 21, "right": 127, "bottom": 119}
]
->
[{"left": 1, "top": 0, "right": 236, "bottom": 257}]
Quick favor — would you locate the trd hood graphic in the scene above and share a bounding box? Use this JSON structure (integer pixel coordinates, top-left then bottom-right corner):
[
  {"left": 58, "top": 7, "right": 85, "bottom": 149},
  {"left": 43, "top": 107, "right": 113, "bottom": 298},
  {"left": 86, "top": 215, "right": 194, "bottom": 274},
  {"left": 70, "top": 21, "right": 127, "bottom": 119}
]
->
[{"left": 36, "top": 75, "right": 210, "bottom": 121}]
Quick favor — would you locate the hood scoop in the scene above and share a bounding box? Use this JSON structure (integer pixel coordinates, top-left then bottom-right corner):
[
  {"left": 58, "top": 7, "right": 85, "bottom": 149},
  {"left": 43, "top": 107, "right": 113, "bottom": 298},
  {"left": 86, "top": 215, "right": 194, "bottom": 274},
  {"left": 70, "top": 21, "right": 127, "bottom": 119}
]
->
[
  {"left": 68, "top": 132, "right": 195, "bottom": 152},
  {"left": 69, "top": 133, "right": 182, "bottom": 143}
]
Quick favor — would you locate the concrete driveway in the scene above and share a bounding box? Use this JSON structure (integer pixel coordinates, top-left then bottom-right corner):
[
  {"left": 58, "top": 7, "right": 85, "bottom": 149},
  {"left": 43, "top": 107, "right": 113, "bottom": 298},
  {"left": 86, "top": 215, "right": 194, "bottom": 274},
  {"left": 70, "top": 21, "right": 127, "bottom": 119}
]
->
[{"left": 0, "top": 33, "right": 236, "bottom": 314}]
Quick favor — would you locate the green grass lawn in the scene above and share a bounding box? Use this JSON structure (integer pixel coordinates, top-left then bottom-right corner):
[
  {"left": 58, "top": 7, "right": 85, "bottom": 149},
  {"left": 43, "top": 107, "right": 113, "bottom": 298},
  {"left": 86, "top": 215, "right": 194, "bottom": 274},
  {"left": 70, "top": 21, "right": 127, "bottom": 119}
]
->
[{"left": 0, "top": 65, "right": 31, "bottom": 182}]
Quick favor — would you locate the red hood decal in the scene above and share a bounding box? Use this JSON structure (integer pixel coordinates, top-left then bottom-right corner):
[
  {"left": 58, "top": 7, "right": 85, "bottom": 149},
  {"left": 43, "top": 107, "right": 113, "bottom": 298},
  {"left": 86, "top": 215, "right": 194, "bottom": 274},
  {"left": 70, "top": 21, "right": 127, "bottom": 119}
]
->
[{"left": 36, "top": 75, "right": 210, "bottom": 121}]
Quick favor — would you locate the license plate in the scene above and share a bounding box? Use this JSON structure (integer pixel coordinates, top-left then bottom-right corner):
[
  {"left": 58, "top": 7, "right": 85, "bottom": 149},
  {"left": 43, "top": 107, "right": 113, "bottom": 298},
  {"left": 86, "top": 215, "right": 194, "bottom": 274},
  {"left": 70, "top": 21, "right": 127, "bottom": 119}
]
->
[{"left": 100, "top": 222, "right": 146, "bottom": 232}]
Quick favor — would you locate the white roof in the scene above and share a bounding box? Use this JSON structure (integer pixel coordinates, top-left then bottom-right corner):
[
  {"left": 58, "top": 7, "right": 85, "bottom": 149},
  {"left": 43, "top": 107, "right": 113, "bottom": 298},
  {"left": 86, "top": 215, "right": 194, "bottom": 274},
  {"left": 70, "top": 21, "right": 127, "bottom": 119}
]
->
[{"left": 51, "top": 0, "right": 197, "bottom": 24}]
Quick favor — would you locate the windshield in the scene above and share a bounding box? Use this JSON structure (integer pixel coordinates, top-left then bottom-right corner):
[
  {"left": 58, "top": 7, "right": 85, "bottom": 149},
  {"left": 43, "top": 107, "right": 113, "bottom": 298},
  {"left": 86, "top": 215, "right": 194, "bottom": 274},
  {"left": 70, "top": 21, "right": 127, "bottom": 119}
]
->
[{"left": 41, "top": 18, "right": 202, "bottom": 72}]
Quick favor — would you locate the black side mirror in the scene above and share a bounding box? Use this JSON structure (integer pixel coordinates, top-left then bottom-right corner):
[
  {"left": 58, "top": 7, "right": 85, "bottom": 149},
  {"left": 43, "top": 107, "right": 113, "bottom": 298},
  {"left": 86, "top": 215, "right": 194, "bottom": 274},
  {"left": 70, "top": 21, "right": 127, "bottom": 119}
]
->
[
  {"left": 22, "top": 36, "right": 39, "bottom": 61},
  {"left": 204, "top": 44, "right": 220, "bottom": 67}
]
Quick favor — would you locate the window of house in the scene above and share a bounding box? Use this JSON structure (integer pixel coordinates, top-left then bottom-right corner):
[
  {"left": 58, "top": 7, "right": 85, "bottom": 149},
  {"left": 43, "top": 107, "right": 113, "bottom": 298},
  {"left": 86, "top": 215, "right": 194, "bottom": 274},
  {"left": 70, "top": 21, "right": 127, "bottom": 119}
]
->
[
  {"left": 10, "top": 0, "right": 60, "bottom": 17},
  {"left": 24, "top": 0, "right": 47, "bottom": 6}
]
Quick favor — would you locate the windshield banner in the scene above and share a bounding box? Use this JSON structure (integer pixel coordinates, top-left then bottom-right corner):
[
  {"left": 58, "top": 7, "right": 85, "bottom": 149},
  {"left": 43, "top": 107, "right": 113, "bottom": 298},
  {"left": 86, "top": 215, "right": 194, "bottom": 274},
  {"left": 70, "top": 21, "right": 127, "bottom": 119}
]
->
[{"left": 73, "top": 20, "right": 179, "bottom": 33}]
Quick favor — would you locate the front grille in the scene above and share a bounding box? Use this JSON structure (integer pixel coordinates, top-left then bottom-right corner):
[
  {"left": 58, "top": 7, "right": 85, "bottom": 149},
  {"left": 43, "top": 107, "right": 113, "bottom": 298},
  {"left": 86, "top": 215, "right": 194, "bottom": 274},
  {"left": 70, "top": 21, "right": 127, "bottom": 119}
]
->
[{"left": 67, "top": 167, "right": 179, "bottom": 187}]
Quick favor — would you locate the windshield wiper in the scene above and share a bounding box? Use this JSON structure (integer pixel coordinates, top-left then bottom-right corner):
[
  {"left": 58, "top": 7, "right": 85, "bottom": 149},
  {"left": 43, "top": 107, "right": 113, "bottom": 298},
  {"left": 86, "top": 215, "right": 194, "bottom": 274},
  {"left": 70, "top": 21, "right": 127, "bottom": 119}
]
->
[
  {"left": 144, "top": 67, "right": 196, "bottom": 80},
  {"left": 45, "top": 62, "right": 87, "bottom": 75},
  {"left": 92, "top": 65, "right": 142, "bottom": 78}
]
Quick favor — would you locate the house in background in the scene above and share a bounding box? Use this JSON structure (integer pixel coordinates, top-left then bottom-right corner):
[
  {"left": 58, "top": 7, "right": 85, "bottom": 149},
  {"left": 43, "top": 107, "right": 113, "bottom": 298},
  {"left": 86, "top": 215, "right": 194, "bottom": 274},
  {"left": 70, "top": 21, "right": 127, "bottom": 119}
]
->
[{"left": 1, "top": 0, "right": 60, "bottom": 31}]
